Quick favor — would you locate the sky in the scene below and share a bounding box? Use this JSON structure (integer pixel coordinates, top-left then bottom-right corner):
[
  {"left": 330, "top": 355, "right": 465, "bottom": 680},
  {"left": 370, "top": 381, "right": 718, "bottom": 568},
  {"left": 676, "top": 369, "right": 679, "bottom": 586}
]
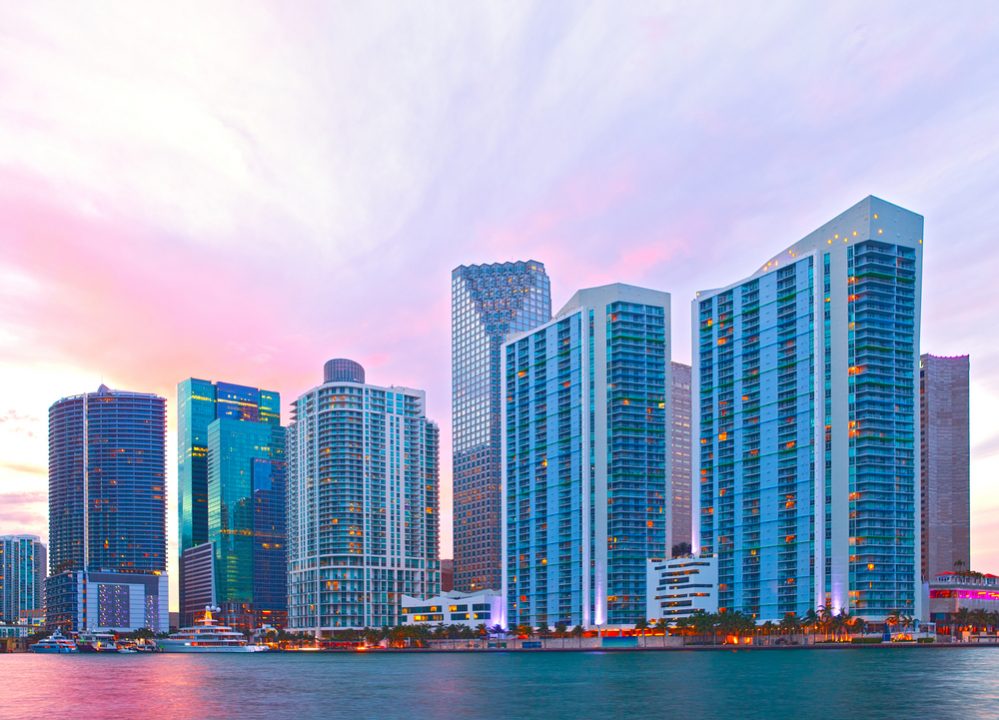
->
[{"left": 1, "top": 1, "right": 998, "bottom": 610}]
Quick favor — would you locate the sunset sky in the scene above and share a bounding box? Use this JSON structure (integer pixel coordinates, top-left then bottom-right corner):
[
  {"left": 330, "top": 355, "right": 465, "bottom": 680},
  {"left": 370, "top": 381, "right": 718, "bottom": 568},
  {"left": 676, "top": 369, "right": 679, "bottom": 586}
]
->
[{"left": 1, "top": 2, "right": 998, "bottom": 609}]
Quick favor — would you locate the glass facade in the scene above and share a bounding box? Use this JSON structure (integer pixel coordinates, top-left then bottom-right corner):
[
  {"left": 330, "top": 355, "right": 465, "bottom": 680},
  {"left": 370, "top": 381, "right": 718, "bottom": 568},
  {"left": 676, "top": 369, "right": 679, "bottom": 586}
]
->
[
  {"left": 287, "top": 360, "right": 440, "bottom": 632},
  {"left": 670, "top": 362, "right": 693, "bottom": 551},
  {"left": 503, "top": 284, "right": 671, "bottom": 628},
  {"left": 46, "top": 385, "right": 167, "bottom": 631},
  {"left": 693, "top": 196, "right": 923, "bottom": 621},
  {"left": 0, "top": 535, "right": 45, "bottom": 623},
  {"left": 452, "top": 261, "right": 551, "bottom": 593},
  {"left": 48, "top": 385, "right": 167, "bottom": 575},
  {"left": 178, "top": 379, "right": 285, "bottom": 629}
]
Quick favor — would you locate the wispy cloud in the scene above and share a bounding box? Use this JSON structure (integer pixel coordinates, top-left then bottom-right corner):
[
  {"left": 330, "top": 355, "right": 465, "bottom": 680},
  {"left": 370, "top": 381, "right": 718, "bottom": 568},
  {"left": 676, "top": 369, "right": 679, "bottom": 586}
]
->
[{"left": 0, "top": 1, "right": 998, "bottom": 573}]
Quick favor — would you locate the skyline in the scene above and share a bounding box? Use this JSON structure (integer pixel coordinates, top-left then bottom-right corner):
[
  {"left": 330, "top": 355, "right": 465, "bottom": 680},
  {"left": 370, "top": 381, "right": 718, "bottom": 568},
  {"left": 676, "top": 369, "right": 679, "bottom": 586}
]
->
[{"left": 2, "top": 2, "right": 999, "bottom": 613}]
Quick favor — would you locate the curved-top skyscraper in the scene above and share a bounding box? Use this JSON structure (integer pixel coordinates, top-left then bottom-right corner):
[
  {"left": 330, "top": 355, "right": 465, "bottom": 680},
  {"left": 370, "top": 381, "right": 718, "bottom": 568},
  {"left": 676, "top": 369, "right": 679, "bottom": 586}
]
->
[
  {"left": 49, "top": 385, "right": 167, "bottom": 575},
  {"left": 47, "top": 384, "right": 168, "bottom": 632},
  {"left": 451, "top": 260, "right": 551, "bottom": 593}
]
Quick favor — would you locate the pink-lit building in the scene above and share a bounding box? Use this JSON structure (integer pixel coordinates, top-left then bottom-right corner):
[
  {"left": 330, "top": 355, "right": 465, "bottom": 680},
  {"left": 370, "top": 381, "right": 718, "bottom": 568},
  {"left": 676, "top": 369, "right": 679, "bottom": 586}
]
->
[{"left": 928, "top": 572, "right": 999, "bottom": 621}]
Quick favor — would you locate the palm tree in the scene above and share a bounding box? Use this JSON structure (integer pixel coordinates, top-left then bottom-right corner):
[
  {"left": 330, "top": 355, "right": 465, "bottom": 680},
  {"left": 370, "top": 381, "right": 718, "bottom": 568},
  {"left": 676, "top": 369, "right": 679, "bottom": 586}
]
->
[
  {"left": 571, "top": 624, "right": 585, "bottom": 648},
  {"left": 690, "top": 610, "right": 717, "bottom": 644},
  {"left": 634, "top": 617, "right": 649, "bottom": 646},
  {"left": 779, "top": 614, "right": 801, "bottom": 637},
  {"left": 672, "top": 615, "right": 694, "bottom": 643},
  {"left": 851, "top": 617, "right": 867, "bottom": 638},
  {"left": 802, "top": 608, "right": 819, "bottom": 635}
]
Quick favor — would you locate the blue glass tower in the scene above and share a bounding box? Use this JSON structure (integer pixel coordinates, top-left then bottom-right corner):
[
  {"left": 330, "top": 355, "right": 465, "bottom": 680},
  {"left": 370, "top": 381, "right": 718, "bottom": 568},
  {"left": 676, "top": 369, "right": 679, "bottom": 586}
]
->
[
  {"left": 693, "top": 196, "right": 923, "bottom": 621},
  {"left": 178, "top": 379, "right": 285, "bottom": 629},
  {"left": 502, "top": 284, "right": 671, "bottom": 628},
  {"left": 452, "top": 261, "right": 551, "bottom": 593},
  {"left": 46, "top": 385, "right": 168, "bottom": 631}
]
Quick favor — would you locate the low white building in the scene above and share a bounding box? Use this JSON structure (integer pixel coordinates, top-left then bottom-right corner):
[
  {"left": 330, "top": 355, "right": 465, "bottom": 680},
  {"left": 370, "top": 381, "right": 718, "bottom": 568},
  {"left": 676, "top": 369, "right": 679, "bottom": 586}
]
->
[
  {"left": 400, "top": 590, "right": 503, "bottom": 628},
  {"left": 646, "top": 555, "right": 718, "bottom": 621}
]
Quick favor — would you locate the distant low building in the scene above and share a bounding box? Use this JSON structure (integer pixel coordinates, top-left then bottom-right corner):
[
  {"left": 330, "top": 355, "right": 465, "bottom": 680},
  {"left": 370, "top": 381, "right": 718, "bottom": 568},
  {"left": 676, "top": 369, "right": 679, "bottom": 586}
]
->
[
  {"left": 0, "top": 535, "right": 46, "bottom": 624},
  {"left": 928, "top": 571, "right": 999, "bottom": 623},
  {"left": 401, "top": 590, "right": 503, "bottom": 629},
  {"left": 646, "top": 555, "right": 718, "bottom": 621},
  {"left": 0, "top": 624, "right": 32, "bottom": 639}
]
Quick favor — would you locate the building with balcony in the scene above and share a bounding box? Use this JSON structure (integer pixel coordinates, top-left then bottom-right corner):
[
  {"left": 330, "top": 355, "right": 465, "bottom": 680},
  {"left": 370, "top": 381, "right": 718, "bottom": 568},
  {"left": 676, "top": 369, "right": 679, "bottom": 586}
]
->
[
  {"left": 693, "top": 196, "right": 923, "bottom": 622},
  {"left": 503, "top": 283, "right": 671, "bottom": 629},
  {"left": 286, "top": 359, "right": 440, "bottom": 632},
  {"left": 0, "top": 535, "right": 45, "bottom": 624}
]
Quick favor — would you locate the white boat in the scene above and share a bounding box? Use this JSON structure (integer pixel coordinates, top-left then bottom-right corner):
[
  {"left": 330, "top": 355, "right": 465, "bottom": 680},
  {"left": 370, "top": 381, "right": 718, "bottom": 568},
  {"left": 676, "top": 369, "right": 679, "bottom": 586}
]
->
[
  {"left": 156, "top": 607, "right": 267, "bottom": 653},
  {"left": 77, "top": 631, "right": 119, "bottom": 653},
  {"left": 30, "top": 628, "right": 79, "bottom": 654}
]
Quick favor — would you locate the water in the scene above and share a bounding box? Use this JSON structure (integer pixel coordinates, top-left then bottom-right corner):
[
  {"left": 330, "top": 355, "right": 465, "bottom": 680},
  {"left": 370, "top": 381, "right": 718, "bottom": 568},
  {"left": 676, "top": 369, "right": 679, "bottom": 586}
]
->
[{"left": 3, "top": 648, "right": 998, "bottom": 720}]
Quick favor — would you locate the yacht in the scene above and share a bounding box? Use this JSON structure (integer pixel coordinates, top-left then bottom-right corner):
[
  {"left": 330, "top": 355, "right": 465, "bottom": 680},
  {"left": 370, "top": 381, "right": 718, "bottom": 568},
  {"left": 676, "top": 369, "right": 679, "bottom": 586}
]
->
[
  {"left": 77, "top": 631, "right": 119, "bottom": 653},
  {"left": 30, "top": 628, "right": 79, "bottom": 654},
  {"left": 156, "top": 607, "right": 267, "bottom": 653}
]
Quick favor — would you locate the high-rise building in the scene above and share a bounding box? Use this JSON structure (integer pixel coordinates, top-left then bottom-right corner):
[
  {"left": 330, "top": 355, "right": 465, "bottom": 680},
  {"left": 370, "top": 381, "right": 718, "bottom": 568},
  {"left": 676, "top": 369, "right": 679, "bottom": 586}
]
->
[
  {"left": 0, "top": 535, "right": 46, "bottom": 623},
  {"left": 503, "top": 284, "right": 671, "bottom": 628},
  {"left": 920, "top": 354, "right": 971, "bottom": 579},
  {"left": 46, "top": 385, "right": 168, "bottom": 631},
  {"left": 286, "top": 359, "right": 440, "bottom": 632},
  {"left": 452, "top": 261, "right": 551, "bottom": 593},
  {"left": 440, "top": 559, "right": 454, "bottom": 593},
  {"left": 670, "top": 362, "right": 692, "bottom": 553},
  {"left": 177, "top": 379, "right": 285, "bottom": 629},
  {"left": 693, "top": 196, "right": 923, "bottom": 622}
]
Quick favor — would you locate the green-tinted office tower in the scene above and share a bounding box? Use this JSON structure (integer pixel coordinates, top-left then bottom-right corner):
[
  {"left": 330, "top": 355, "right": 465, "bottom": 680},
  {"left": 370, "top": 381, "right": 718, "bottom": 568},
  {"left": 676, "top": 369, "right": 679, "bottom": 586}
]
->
[{"left": 178, "top": 379, "right": 284, "bottom": 629}]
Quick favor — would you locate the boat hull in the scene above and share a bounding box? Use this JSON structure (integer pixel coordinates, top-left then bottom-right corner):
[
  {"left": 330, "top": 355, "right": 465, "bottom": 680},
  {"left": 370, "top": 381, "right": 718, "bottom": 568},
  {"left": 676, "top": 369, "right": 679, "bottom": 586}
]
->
[
  {"left": 30, "top": 646, "right": 78, "bottom": 654},
  {"left": 156, "top": 641, "right": 267, "bottom": 653}
]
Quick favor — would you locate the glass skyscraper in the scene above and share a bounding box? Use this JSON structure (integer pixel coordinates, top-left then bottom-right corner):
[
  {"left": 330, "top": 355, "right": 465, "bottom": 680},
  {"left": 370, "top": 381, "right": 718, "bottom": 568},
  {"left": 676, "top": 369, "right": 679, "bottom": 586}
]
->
[
  {"left": 287, "top": 359, "right": 440, "bottom": 632},
  {"left": 0, "top": 535, "right": 45, "bottom": 623},
  {"left": 46, "top": 385, "right": 168, "bottom": 631},
  {"left": 693, "top": 196, "right": 923, "bottom": 622},
  {"left": 452, "top": 261, "right": 551, "bottom": 593},
  {"left": 177, "top": 379, "right": 285, "bottom": 629},
  {"left": 670, "top": 362, "right": 693, "bottom": 553},
  {"left": 502, "top": 284, "right": 671, "bottom": 628},
  {"left": 920, "top": 353, "right": 970, "bottom": 579}
]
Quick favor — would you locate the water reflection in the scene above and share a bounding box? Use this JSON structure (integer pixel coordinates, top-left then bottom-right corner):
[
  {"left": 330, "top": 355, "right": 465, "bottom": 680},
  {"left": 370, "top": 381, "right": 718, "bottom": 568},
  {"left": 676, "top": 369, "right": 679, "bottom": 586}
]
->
[{"left": 3, "top": 649, "right": 998, "bottom": 720}]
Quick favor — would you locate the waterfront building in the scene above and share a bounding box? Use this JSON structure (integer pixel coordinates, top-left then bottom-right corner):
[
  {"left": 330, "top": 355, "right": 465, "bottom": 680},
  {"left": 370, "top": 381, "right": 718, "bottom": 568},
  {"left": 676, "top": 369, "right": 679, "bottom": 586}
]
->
[
  {"left": 693, "top": 196, "right": 923, "bottom": 622},
  {"left": 46, "top": 385, "right": 168, "bottom": 631},
  {"left": 286, "top": 359, "right": 440, "bottom": 632},
  {"left": 452, "top": 261, "right": 551, "bottom": 593},
  {"left": 177, "top": 378, "right": 285, "bottom": 629},
  {"left": 400, "top": 590, "right": 503, "bottom": 628},
  {"left": 503, "top": 284, "right": 671, "bottom": 629},
  {"left": 646, "top": 555, "right": 719, "bottom": 621},
  {"left": 670, "top": 362, "right": 693, "bottom": 552},
  {"left": 920, "top": 354, "right": 970, "bottom": 580},
  {"left": 45, "top": 570, "right": 168, "bottom": 633},
  {"left": 0, "top": 535, "right": 46, "bottom": 624},
  {"left": 928, "top": 571, "right": 999, "bottom": 624}
]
